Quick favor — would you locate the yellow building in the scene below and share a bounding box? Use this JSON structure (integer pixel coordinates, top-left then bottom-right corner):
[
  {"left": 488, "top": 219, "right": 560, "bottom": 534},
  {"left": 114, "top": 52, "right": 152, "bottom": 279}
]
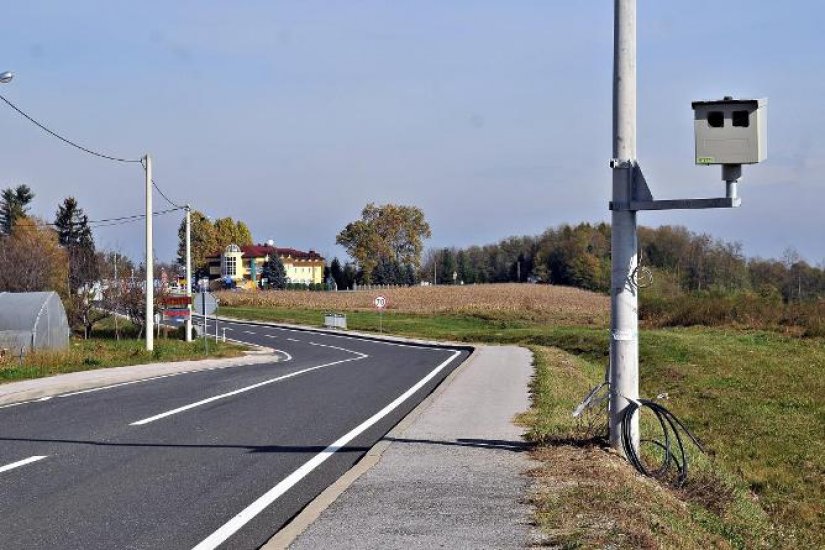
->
[{"left": 207, "top": 243, "right": 325, "bottom": 289}]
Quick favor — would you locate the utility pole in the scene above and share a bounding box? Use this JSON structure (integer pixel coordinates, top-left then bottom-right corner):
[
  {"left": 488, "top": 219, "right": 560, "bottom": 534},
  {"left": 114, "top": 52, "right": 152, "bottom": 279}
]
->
[
  {"left": 144, "top": 154, "right": 154, "bottom": 352},
  {"left": 609, "top": 0, "right": 639, "bottom": 453},
  {"left": 113, "top": 252, "right": 120, "bottom": 340},
  {"left": 185, "top": 205, "right": 193, "bottom": 342}
]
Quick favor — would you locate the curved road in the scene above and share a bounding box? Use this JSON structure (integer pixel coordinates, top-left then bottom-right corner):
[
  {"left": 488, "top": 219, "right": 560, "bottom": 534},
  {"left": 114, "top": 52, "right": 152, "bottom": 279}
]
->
[{"left": 0, "top": 319, "right": 469, "bottom": 549}]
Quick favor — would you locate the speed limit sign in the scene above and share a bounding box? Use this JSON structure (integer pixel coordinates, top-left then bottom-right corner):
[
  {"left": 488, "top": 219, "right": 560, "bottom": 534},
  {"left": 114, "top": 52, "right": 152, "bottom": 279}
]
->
[{"left": 374, "top": 295, "right": 387, "bottom": 309}]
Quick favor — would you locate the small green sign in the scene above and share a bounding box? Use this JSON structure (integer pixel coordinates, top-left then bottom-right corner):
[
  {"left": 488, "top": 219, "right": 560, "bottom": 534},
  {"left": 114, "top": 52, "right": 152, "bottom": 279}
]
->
[{"left": 697, "top": 156, "right": 715, "bottom": 164}]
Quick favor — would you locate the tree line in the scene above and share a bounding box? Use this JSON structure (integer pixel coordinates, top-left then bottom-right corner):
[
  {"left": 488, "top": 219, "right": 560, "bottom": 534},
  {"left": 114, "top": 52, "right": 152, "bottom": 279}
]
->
[{"left": 419, "top": 222, "right": 825, "bottom": 302}]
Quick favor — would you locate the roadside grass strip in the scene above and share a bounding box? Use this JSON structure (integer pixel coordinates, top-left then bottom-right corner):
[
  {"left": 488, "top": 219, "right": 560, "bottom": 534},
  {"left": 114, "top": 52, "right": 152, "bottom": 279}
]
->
[
  {"left": 192, "top": 349, "right": 462, "bottom": 550},
  {"left": 130, "top": 351, "right": 367, "bottom": 426},
  {"left": 0, "top": 455, "right": 48, "bottom": 474}
]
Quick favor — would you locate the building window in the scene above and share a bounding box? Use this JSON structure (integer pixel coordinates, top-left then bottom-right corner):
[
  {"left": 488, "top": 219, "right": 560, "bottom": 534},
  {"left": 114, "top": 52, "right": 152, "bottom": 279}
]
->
[{"left": 223, "top": 256, "right": 237, "bottom": 277}]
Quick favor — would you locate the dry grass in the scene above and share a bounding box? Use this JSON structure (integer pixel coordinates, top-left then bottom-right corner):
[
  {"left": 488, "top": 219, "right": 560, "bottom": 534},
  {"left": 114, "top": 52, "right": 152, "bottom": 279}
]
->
[
  {"left": 216, "top": 284, "right": 609, "bottom": 326},
  {"left": 525, "top": 346, "right": 778, "bottom": 549}
]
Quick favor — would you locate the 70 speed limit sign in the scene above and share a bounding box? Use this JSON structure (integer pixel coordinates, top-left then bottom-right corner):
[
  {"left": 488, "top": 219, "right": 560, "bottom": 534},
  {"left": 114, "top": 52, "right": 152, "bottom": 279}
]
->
[{"left": 374, "top": 295, "right": 387, "bottom": 309}]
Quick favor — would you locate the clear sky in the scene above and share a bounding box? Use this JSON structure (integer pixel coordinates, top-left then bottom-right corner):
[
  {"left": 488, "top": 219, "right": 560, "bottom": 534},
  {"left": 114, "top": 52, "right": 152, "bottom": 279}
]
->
[{"left": 1, "top": 2, "right": 823, "bottom": 265}]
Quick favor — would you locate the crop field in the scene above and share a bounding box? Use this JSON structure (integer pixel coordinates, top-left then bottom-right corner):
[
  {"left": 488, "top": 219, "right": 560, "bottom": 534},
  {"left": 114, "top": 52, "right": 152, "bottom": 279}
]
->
[{"left": 216, "top": 283, "right": 610, "bottom": 326}]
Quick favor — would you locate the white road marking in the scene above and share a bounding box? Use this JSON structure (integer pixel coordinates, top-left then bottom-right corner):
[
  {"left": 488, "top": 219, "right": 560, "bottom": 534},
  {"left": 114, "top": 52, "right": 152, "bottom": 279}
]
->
[
  {"left": 219, "top": 319, "right": 448, "bottom": 351},
  {"left": 224, "top": 327, "right": 234, "bottom": 331},
  {"left": 242, "top": 330, "right": 256, "bottom": 335},
  {"left": 286, "top": 338, "right": 300, "bottom": 342},
  {"left": 308, "top": 342, "right": 368, "bottom": 357},
  {"left": 0, "top": 455, "right": 48, "bottom": 474},
  {"left": 264, "top": 334, "right": 277, "bottom": 339},
  {"left": 192, "top": 349, "right": 462, "bottom": 550},
  {"left": 130, "top": 352, "right": 368, "bottom": 426},
  {"left": 56, "top": 353, "right": 292, "bottom": 399}
]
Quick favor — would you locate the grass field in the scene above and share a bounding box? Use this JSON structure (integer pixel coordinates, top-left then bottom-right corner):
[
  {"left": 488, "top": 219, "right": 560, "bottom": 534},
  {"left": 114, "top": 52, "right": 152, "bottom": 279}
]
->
[
  {"left": 218, "top": 285, "right": 824, "bottom": 548},
  {"left": 0, "top": 320, "right": 244, "bottom": 383}
]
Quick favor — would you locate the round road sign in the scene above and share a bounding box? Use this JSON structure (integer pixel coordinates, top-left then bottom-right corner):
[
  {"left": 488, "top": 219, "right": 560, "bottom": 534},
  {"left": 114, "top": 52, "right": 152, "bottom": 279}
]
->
[{"left": 374, "top": 295, "right": 387, "bottom": 309}]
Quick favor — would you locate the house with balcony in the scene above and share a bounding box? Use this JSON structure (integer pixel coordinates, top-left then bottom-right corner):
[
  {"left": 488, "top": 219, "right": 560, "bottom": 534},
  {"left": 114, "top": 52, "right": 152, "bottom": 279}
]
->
[{"left": 206, "top": 243, "right": 325, "bottom": 289}]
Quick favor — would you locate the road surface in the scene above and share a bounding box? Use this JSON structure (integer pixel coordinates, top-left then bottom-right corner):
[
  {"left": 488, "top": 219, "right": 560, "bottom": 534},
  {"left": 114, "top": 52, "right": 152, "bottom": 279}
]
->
[{"left": 0, "top": 318, "right": 468, "bottom": 549}]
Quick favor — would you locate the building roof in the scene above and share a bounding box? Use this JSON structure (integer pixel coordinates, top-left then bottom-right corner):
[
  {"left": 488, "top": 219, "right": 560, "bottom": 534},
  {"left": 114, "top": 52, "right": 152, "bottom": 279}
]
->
[{"left": 208, "top": 244, "right": 324, "bottom": 261}]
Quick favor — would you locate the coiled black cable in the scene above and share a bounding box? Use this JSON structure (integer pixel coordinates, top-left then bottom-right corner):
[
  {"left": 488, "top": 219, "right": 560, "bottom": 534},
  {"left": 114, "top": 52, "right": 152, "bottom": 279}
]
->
[{"left": 620, "top": 398, "right": 705, "bottom": 486}]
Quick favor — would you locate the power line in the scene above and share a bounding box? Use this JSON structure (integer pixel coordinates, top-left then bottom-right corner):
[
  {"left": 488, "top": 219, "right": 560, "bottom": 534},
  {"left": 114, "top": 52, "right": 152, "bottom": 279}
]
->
[
  {"left": 8, "top": 207, "right": 184, "bottom": 231},
  {"left": 0, "top": 92, "right": 143, "bottom": 164},
  {"left": 153, "top": 179, "right": 185, "bottom": 210}
]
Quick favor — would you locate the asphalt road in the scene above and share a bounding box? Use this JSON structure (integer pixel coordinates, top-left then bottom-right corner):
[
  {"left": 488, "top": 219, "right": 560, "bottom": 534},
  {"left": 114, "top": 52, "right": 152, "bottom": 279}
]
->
[{"left": 0, "top": 318, "right": 469, "bottom": 549}]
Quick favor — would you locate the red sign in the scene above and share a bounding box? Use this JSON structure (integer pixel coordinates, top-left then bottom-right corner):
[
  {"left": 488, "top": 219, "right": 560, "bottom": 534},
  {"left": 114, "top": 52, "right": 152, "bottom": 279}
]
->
[
  {"left": 163, "top": 308, "right": 191, "bottom": 318},
  {"left": 162, "top": 295, "right": 192, "bottom": 307}
]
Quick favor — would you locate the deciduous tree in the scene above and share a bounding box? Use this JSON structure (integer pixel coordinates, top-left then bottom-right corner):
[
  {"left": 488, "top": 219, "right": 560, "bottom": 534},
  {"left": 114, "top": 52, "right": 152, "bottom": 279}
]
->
[{"left": 336, "top": 203, "right": 431, "bottom": 283}]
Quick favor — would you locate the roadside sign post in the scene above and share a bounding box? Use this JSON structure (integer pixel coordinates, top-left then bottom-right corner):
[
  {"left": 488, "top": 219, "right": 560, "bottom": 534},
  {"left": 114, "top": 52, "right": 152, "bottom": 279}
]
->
[
  {"left": 202, "top": 287, "right": 208, "bottom": 355},
  {"left": 374, "top": 295, "right": 387, "bottom": 333}
]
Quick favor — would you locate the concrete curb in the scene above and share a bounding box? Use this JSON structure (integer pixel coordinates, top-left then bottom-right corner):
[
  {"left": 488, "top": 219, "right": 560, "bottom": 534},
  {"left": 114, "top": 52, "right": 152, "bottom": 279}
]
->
[
  {"left": 0, "top": 346, "right": 280, "bottom": 408},
  {"left": 262, "top": 347, "right": 483, "bottom": 549}
]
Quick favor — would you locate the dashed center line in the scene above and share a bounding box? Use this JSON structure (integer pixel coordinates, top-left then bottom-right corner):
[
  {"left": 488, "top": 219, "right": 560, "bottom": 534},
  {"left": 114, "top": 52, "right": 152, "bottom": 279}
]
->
[
  {"left": 242, "top": 330, "right": 256, "bottom": 335},
  {"left": 286, "top": 338, "right": 300, "bottom": 342},
  {"left": 0, "top": 455, "right": 48, "bottom": 474}
]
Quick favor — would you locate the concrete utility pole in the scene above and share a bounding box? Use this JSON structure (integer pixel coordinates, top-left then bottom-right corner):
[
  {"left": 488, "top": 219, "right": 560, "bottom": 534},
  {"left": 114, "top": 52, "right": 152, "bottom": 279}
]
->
[
  {"left": 609, "top": 0, "right": 639, "bottom": 453},
  {"left": 145, "top": 154, "right": 154, "bottom": 352},
  {"left": 185, "top": 205, "right": 193, "bottom": 342}
]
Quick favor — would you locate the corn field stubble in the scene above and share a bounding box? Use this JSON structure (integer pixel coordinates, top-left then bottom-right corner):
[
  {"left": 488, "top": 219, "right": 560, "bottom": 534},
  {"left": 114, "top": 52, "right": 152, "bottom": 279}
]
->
[{"left": 216, "top": 284, "right": 609, "bottom": 326}]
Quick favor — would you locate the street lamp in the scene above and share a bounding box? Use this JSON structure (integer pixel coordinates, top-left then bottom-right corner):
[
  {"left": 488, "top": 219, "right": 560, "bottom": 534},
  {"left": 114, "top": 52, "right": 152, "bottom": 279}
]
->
[{"left": 0, "top": 71, "right": 13, "bottom": 84}]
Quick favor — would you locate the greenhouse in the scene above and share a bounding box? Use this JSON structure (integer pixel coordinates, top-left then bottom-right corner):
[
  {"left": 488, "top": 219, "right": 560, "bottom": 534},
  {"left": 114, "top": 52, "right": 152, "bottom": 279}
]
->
[{"left": 0, "top": 291, "right": 70, "bottom": 353}]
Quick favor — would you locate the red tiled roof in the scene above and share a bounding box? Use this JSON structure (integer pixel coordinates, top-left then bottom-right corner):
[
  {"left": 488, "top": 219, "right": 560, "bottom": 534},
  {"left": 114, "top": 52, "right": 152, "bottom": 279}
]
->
[{"left": 207, "top": 244, "right": 324, "bottom": 261}]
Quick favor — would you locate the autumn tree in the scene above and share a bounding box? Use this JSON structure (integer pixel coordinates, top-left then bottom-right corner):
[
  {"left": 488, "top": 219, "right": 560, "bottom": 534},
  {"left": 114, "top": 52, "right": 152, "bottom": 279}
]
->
[
  {"left": 0, "top": 218, "right": 68, "bottom": 293},
  {"left": 178, "top": 212, "right": 254, "bottom": 280},
  {"left": 177, "top": 210, "right": 217, "bottom": 279},
  {"left": 336, "top": 203, "right": 431, "bottom": 284},
  {"left": 213, "top": 217, "right": 253, "bottom": 250}
]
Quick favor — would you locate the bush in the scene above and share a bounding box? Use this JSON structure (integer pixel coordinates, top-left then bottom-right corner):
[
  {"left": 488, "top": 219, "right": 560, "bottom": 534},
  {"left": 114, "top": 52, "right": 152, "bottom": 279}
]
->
[{"left": 640, "top": 291, "right": 825, "bottom": 336}]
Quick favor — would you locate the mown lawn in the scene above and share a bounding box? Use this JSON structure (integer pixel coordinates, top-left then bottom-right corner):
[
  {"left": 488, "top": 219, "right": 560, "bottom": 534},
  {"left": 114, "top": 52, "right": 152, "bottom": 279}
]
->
[
  {"left": 0, "top": 322, "right": 245, "bottom": 383},
  {"left": 219, "top": 303, "right": 824, "bottom": 547}
]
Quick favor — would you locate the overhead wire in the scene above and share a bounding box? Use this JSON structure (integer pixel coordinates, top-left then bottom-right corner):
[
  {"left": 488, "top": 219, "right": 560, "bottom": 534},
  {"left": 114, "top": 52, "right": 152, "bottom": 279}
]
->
[
  {"left": 0, "top": 92, "right": 142, "bottom": 164},
  {"left": 7, "top": 207, "right": 185, "bottom": 232},
  {"left": 0, "top": 91, "right": 190, "bottom": 222}
]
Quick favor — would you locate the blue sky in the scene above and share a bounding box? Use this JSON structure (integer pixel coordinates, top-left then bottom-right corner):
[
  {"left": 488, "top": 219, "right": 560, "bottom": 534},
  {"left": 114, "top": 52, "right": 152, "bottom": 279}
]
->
[{"left": 1, "top": 2, "right": 823, "bottom": 265}]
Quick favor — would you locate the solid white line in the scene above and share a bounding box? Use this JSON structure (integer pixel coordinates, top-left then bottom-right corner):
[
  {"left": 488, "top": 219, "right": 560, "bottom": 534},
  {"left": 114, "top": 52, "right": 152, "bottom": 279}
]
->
[
  {"left": 130, "top": 354, "right": 368, "bottom": 426},
  {"left": 192, "top": 349, "right": 462, "bottom": 550},
  {"left": 0, "top": 455, "right": 48, "bottom": 474}
]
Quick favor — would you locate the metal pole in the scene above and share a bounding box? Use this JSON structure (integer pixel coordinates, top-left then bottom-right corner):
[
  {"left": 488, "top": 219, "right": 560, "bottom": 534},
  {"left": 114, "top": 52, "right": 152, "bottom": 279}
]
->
[
  {"left": 185, "top": 205, "right": 193, "bottom": 342},
  {"left": 609, "top": 0, "right": 639, "bottom": 454},
  {"left": 113, "top": 253, "right": 119, "bottom": 340},
  {"left": 145, "top": 154, "right": 154, "bottom": 352}
]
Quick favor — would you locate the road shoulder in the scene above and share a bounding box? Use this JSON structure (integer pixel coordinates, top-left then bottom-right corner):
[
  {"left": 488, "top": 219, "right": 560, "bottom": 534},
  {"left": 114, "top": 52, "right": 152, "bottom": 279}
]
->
[
  {"left": 268, "top": 345, "right": 536, "bottom": 549},
  {"left": 0, "top": 346, "right": 278, "bottom": 407}
]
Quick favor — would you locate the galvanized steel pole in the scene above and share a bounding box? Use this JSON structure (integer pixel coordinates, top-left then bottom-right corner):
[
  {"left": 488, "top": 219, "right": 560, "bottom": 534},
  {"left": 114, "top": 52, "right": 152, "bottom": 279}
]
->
[
  {"left": 609, "top": 0, "right": 640, "bottom": 453},
  {"left": 185, "top": 205, "right": 193, "bottom": 342},
  {"left": 145, "top": 154, "right": 154, "bottom": 352}
]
